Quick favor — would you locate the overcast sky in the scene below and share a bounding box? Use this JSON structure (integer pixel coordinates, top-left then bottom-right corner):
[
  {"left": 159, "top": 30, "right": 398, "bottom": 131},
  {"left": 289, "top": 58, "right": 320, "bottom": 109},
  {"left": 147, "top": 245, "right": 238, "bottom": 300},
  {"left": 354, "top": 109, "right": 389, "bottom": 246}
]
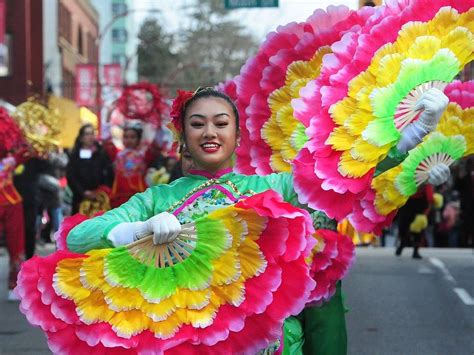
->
[{"left": 132, "top": 0, "right": 359, "bottom": 43}]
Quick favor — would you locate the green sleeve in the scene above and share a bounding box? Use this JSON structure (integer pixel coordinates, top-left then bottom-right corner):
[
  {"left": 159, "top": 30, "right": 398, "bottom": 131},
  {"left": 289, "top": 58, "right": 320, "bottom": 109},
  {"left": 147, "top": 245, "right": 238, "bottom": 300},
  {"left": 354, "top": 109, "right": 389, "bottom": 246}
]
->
[
  {"left": 67, "top": 186, "right": 162, "bottom": 253},
  {"left": 374, "top": 146, "right": 408, "bottom": 177}
]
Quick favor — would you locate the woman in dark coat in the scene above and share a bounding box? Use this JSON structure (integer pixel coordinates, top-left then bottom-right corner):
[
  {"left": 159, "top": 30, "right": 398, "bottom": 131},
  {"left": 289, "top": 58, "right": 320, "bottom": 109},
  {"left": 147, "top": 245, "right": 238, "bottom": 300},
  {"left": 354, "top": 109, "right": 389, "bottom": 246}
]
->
[{"left": 66, "top": 124, "right": 114, "bottom": 214}]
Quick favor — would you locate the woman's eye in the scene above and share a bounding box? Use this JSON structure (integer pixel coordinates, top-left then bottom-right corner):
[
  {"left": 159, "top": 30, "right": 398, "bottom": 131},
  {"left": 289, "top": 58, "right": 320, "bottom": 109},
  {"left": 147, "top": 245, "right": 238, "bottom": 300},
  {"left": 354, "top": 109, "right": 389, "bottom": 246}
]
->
[
  {"left": 191, "top": 122, "right": 204, "bottom": 128},
  {"left": 216, "top": 122, "right": 228, "bottom": 127}
]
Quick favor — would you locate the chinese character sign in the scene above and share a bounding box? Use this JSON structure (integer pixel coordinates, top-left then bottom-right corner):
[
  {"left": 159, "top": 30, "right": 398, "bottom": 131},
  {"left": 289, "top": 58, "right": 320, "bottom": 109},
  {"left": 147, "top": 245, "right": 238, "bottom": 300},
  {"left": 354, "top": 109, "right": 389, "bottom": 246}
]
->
[{"left": 75, "top": 64, "right": 97, "bottom": 107}]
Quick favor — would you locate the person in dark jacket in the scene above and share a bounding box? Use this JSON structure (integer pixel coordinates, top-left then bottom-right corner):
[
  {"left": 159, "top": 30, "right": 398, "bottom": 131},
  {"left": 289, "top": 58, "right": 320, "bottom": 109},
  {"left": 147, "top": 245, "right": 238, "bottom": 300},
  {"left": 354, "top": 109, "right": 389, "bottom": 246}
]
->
[
  {"left": 66, "top": 124, "right": 114, "bottom": 214},
  {"left": 13, "top": 156, "right": 49, "bottom": 259},
  {"left": 395, "top": 184, "right": 434, "bottom": 259}
]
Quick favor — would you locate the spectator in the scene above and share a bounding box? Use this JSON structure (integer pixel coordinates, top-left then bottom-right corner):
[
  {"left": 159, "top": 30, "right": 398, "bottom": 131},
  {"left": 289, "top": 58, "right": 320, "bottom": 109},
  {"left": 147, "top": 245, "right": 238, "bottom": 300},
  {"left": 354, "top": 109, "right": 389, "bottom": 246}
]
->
[{"left": 66, "top": 124, "right": 114, "bottom": 214}]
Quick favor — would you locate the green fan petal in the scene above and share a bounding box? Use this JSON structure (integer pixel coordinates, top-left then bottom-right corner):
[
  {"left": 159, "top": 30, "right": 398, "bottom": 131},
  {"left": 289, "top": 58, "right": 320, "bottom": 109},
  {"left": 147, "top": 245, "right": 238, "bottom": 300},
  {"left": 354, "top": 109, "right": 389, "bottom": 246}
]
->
[
  {"left": 364, "top": 50, "right": 460, "bottom": 146},
  {"left": 290, "top": 123, "right": 308, "bottom": 152},
  {"left": 395, "top": 133, "right": 466, "bottom": 196},
  {"left": 104, "top": 216, "right": 231, "bottom": 302}
]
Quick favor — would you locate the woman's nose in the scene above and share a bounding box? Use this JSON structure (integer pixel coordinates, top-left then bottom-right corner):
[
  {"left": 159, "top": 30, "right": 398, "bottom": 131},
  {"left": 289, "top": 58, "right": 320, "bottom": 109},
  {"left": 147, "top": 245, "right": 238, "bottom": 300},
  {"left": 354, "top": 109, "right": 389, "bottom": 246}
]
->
[{"left": 203, "top": 124, "right": 217, "bottom": 138}]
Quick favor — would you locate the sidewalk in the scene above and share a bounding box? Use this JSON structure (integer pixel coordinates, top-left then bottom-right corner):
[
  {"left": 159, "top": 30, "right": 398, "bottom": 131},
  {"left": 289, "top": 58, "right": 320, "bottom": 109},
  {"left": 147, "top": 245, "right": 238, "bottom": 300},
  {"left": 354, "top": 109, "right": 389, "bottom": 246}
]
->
[{"left": 0, "top": 244, "right": 54, "bottom": 355}]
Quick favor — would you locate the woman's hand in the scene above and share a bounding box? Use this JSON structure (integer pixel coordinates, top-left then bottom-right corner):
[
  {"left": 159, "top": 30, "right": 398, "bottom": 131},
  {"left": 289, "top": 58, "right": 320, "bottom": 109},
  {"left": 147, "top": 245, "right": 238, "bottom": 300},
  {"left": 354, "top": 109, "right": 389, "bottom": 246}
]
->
[
  {"left": 397, "top": 88, "right": 449, "bottom": 153},
  {"left": 428, "top": 163, "right": 450, "bottom": 186},
  {"left": 107, "top": 212, "right": 182, "bottom": 247},
  {"left": 145, "top": 212, "right": 182, "bottom": 245}
]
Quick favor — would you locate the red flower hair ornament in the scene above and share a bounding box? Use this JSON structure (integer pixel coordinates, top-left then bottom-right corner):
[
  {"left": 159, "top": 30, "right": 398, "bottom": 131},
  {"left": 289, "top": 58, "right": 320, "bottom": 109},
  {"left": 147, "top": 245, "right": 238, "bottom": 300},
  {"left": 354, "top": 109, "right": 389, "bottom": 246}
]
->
[{"left": 168, "top": 89, "right": 195, "bottom": 139}]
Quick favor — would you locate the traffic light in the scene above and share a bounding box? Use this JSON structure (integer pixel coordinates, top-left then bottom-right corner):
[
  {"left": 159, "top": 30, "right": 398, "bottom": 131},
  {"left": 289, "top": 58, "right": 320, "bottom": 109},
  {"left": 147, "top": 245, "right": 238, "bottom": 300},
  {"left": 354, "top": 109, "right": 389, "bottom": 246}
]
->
[{"left": 359, "top": 0, "right": 382, "bottom": 7}]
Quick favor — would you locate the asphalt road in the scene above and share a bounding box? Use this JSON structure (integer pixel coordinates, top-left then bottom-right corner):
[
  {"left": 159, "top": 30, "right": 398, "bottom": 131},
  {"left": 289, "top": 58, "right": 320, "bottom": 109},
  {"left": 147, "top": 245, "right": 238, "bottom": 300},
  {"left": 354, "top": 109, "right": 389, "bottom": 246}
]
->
[
  {"left": 345, "top": 247, "right": 474, "bottom": 355},
  {"left": 0, "top": 246, "right": 472, "bottom": 354}
]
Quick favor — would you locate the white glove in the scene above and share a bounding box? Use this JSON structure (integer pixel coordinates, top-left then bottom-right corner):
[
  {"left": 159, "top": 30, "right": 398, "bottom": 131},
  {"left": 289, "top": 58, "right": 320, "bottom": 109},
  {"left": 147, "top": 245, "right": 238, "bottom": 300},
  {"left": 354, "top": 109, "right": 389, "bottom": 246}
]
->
[
  {"left": 428, "top": 163, "right": 450, "bottom": 186},
  {"left": 107, "top": 221, "right": 148, "bottom": 247},
  {"left": 107, "top": 212, "right": 182, "bottom": 247},
  {"left": 145, "top": 212, "right": 182, "bottom": 245},
  {"left": 397, "top": 88, "right": 449, "bottom": 153}
]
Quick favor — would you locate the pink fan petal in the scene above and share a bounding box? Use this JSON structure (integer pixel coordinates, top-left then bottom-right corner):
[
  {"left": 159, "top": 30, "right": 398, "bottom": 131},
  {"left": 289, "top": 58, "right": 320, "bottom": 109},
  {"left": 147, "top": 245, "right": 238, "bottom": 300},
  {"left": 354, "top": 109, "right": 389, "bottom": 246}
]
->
[
  {"left": 293, "top": 147, "right": 359, "bottom": 220},
  {"left": 307, "top": 229, "right": 355, "bottom": 305},
  {"left": 16, "top": 253, "right": 83, "bottom": 332},
  {"left": 444, "top": 80, "right": 474, "bottom": 109},
  {"left": 348, "top": 188, "right": 397, "bottom": 235}
]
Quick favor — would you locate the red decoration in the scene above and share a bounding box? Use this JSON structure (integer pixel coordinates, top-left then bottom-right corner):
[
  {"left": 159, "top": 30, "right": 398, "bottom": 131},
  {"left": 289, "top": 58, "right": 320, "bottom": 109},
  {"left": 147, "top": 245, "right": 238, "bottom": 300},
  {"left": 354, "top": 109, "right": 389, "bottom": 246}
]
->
[
  {"left": 116, "top": 82, "right": 162, "bottom": 125},
  {"left": 0, "top": 107, "right": 27, "bottom": 158},
  {"left": 169, "top": 89, "right": 195, "bottom": 136}
]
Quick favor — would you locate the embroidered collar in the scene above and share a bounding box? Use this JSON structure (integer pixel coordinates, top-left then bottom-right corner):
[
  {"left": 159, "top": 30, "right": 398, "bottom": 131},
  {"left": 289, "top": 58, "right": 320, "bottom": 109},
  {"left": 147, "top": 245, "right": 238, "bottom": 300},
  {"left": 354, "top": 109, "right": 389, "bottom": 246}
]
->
[{"left": 188, "top": 167, "right": 233, "bottom": 179}]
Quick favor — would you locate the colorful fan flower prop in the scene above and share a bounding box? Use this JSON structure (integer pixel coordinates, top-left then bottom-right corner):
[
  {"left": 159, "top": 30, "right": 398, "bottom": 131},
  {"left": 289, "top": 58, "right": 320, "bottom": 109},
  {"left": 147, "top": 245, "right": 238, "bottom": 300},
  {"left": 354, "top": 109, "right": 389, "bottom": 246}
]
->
[
  {"left": 117, "top": 83, "right": 163, "bottom": 126},
  {"left": 11, "top": 98, "right": 61, "bottom": 154},
  {"left": 348, "top": 78, "right": 474, "bottom": 234},
  {"left": 361, "top": 133, "right": 466, "bottom": 228},
  {"left": 17, "top": 190, "right": 317, "bottom": 354},
  {"left": 230, "top": 5, "right": 375, "bottom": 175},
  {"left": 306, "top": 229, "right": 355, "bottom": 306},
  {"left": 292, "top": 1, "right": 474, "bottom": 221}
]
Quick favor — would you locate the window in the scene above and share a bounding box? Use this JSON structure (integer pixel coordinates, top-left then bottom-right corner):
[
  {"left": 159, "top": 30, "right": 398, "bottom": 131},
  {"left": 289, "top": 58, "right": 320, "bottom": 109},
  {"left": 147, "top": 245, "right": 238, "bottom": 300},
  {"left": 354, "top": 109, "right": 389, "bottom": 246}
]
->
[
  {"left": 58, "top": 3, "right": 72, "bottom": 43},
  {"left": 112, "top": 3, "right": 127, "bottom": 16},
  {"left": 112, "top": 28, "right": 127, "bottom": 43},
  {"left": 77, "top": 26, "right": 84, "bottom": 55}
]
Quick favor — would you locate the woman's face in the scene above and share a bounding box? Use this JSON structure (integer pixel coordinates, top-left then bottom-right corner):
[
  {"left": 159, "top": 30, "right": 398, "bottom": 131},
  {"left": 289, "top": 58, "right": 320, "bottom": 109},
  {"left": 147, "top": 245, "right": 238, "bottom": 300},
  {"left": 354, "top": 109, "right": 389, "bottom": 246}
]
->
[
  {"left": 81, "top": 127, "right": 96, "bottom": 148},
  {"left": 123, "top": 129, "right": 140, "bottom": 149},
  {"left": 183, "top": 97, "right": 239, "bottom": 173}
]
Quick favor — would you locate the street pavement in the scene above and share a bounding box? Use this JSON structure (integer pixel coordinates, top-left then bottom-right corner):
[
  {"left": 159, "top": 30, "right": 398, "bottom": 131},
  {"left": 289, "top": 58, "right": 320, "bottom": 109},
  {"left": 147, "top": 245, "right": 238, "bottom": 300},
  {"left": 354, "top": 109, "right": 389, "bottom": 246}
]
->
[
  {"left": 345, "top": 247, "right": 474, "bottom": 355},
  {"left": 0, "top": 245, "right": 472, "bottom": 354}
]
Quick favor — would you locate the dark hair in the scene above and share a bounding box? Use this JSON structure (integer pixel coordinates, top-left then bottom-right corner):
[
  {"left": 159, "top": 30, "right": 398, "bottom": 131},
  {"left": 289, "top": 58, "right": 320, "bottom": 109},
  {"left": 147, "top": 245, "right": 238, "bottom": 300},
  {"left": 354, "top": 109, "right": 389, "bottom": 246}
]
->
[
  {"left": 123, "top": 126, "right": 143, "bottom": 142},
  {"left": 182, "top": 88, "right": 240, "bottom": 130},
  {"left": 71, "top": 123, "right": 95, "bottom": 156}
]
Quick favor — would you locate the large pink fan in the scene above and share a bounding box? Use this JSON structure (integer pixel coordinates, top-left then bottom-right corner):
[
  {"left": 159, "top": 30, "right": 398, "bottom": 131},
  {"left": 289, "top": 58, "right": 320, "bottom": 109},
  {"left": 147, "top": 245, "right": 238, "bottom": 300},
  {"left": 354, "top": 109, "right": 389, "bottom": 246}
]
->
[{"left": 232, "top": 5, "right": 375, "bottom": 175}]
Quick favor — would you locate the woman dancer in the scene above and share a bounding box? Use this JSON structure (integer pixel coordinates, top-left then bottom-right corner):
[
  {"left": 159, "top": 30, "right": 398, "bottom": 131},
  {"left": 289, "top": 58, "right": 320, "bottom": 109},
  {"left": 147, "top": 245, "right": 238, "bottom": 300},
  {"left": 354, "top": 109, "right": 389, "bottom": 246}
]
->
[{"left": 66, "top": 88, "right": 449, "bottom": 354}]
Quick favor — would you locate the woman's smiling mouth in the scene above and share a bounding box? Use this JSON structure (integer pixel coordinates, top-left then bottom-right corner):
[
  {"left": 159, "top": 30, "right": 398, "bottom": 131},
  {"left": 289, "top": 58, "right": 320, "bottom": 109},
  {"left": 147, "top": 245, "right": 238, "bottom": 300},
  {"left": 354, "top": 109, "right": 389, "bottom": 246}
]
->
[{"left": 201, "top": 142, "right": 221, "bottom": 153}]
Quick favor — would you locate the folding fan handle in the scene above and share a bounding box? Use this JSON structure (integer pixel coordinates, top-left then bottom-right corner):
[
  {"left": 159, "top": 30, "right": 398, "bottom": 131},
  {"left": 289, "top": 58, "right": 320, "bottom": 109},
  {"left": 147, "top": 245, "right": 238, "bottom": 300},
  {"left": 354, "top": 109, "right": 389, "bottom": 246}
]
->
[
  {"left": 395, "top": 81, "right": 448, "bottom": 131},
  {"left": 126, "top": 223, "right": 197, "bottom": 268},
  {"left": 414, "top": 152, "right": 454, "bottom": 186}
]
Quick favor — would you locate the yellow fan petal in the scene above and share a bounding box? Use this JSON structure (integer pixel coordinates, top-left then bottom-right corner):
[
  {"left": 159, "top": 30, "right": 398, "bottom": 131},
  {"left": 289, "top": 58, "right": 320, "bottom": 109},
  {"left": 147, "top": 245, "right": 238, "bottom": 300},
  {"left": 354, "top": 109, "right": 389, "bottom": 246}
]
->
[
  {"left": 327, "top": 127, "right": 356, "bottom": 151},
  {"left": 441, "top": 27, "right": 474, "bottom": 65},
  {"left": 55, "top": 258, "right": 92, "bottom": 301},
  {"left": 351, "top": 138, "right": 391, "bottom": 163},
  {"left": 338, "top": 151, "right": 374, "bottom": 177},
  {"left": 407, "top": 36, "right": 441, "bottom": 60},
  {"left": 375, "top": 53, "right": 404, "bottom": 86}
]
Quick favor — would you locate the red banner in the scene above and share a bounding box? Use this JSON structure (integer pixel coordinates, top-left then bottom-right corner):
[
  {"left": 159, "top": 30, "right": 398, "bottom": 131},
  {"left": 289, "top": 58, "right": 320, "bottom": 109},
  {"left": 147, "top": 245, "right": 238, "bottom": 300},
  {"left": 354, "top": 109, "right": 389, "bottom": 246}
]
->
[
  {"left": 75, "top": 64, "right": 97, "bottom": 107},
  {"left": 0, "top": 0, "right": 6, "bottom": 44},
  {"left": 103, "top": 63, "right": 122, "bottom": 88}
]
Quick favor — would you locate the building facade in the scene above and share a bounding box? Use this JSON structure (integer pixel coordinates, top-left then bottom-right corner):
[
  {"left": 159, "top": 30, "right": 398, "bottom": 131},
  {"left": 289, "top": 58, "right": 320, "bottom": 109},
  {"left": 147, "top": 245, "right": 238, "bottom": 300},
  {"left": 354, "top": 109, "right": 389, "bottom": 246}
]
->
[
  {"left": 57, "top": 0, "right": 99, "bottom": 100},
  {"left": 0, "top": 0, "right": 43, "bottom": 105}
]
